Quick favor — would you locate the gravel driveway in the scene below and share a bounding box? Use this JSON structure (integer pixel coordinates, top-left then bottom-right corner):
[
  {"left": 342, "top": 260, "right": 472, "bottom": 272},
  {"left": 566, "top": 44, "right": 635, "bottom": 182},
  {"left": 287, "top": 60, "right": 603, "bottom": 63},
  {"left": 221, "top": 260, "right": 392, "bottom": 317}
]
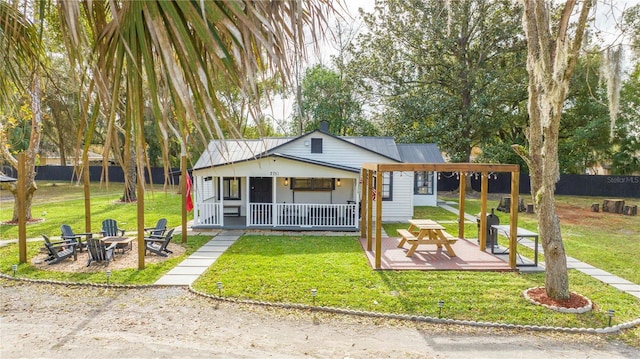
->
[{"left": 1, "top": 280, "right": 638, "bottom": 358}]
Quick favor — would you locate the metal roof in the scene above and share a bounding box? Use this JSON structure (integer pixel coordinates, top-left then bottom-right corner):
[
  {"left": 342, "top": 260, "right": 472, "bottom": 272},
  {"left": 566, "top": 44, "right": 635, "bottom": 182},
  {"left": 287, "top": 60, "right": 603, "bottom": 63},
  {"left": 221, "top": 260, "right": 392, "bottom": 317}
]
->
[
  {"left": 193, "top": 134, "right": 441, "bottom": 171},
  {"left": 341, "top": 137, "right": 402, "bottom": 161},
  {"left": 193, "top": 138, "right": 291, "bottom": 170},
  {"left": 396, "top": 144, "right": 445, "bottom": 163}
]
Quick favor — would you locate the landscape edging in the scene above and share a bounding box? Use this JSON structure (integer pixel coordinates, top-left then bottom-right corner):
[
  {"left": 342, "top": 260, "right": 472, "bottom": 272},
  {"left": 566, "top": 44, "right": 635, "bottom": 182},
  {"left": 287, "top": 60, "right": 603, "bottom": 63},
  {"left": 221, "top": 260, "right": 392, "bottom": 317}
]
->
[{"left": 1, "top": 273, "right": 638, "bottom": 334}]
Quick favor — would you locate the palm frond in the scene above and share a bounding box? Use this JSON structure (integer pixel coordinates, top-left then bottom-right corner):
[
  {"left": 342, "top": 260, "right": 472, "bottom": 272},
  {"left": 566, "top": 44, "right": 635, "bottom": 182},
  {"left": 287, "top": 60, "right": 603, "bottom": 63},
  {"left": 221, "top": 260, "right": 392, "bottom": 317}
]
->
[
  {"left": 56, "top": 0, "right": 338, "bottom": 178},
  {"left": 0, "top": 0, "right": 42, "bottom": 104}
]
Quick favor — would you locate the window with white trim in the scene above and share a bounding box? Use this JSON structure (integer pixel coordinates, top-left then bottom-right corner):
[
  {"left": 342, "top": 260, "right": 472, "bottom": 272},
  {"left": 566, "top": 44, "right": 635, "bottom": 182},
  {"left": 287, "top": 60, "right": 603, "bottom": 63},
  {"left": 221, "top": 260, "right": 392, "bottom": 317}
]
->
[
  {"left": 222, "top": 177, "right": 241, "bottom": 200},
  {"left": 291, "top": 177, "right": 334, "bottom": 191},
  {"left": 414, "top": 171, "right": 434, "bottom": 195}
]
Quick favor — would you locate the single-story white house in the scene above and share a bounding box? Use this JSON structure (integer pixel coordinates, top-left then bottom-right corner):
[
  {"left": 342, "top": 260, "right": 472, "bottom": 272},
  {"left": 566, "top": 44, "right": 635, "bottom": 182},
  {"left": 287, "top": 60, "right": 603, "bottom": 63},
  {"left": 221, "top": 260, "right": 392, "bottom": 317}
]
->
[{"left": 191, "top": 123, "right": 444, "bottom": 230}]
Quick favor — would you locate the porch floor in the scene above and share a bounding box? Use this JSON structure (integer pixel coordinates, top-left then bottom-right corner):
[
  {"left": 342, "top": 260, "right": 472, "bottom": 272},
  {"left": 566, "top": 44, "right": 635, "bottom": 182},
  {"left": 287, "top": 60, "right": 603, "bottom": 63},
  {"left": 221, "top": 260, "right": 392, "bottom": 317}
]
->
[{"left": 358, "top": 236, "right": 514, "bottom": 272}]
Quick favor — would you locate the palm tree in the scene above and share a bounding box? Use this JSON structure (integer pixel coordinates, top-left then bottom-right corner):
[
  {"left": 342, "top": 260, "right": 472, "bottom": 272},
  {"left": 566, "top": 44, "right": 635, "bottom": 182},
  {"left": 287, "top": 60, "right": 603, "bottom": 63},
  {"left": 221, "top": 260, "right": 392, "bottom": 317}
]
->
[
  {"left": 54, "top": 0, "right": 337, "bottom": 268},
  {"left": 2, "top": 0, "right": 336, "bottom": 266}
]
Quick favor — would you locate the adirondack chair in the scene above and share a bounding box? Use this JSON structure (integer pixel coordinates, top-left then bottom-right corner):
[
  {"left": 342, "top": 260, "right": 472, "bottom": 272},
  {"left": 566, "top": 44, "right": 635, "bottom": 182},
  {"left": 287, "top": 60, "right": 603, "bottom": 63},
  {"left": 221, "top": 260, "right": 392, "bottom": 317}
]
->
[
  {"left": 42, "top": 234, "right": 77, "bottom": 265},
  {"left": 85, "top": 237, "right": 117, "bottom": 267},
  {"left": 101, "top": 219, "right": 125, "bottom": 237},
  {"left": 60, "top": 224, "right": 92, "bottom": 252},
  {"left": 145, "top": 228, "right": 175, "bottom": 257},
  {"left": 144, "top": 218, "right": 167, "bottom": 238}
]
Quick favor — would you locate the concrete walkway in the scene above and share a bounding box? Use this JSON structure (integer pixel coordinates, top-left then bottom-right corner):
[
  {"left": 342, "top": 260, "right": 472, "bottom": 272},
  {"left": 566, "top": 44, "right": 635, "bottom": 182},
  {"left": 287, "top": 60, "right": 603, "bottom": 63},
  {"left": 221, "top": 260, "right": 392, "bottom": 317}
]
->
[
  {"left": 154, "top": 230, "right": 242, "bottom": 286},
  {"left": 438, "top": 202, "right": 640, "bottom": 300}
]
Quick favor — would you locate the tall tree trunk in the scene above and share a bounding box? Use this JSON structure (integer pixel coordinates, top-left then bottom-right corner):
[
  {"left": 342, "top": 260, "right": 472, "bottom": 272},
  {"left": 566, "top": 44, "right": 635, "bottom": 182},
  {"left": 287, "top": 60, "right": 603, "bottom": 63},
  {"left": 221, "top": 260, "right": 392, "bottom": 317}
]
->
[
  {"left": 2, "top": 70, "right": 43, "bottom": 222},
  {"left": 517, "top": 0, "right": 593, "bottom": 300},
  {"left": 48, "top": 99, "right": 68, "bottom": 166},
  {"left": 121, "top": 132, "right": 137, "bottom": 202}
]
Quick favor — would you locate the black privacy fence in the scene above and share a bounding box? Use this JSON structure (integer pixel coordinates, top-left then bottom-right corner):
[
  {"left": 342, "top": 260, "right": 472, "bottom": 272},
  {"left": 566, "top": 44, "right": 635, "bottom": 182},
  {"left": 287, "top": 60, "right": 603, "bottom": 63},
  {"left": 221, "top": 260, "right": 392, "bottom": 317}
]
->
[
  {"left": 28, "top": 166, "right": 180, "bottom": 185},
  {"left": 437, "top": 172, "right": 640, "bottom": 198},
  {"left": 3, "top": 166, "right": 638, "bottom": 198}
]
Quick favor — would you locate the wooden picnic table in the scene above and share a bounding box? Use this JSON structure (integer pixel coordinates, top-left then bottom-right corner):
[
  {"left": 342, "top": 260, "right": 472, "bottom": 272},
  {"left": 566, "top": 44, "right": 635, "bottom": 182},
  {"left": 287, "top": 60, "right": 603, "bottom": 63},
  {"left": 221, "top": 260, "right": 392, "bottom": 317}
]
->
[{"left": 397, "top": 219, "right": 458, "bottom": 257}]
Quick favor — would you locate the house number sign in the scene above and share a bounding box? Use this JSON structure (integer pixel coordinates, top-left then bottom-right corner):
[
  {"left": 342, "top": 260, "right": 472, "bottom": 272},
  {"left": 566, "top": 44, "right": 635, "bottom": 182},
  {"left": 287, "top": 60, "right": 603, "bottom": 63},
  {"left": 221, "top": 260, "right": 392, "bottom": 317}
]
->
[{"left": 269, "top": 171, "right": 279, "bottom": 176}]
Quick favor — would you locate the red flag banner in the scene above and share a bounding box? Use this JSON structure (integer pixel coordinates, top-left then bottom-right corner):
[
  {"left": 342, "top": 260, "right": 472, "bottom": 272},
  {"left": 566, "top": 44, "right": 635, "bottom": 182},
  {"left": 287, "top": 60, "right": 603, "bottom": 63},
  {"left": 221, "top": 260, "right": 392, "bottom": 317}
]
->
[{"left": 186, "top": 173, "right": 194, "bottom": 212}]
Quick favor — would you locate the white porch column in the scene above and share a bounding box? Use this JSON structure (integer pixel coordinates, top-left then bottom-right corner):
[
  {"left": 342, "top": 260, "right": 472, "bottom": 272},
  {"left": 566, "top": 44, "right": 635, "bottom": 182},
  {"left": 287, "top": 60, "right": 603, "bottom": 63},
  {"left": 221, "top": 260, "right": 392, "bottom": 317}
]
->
[
  {"left": 218, "top": 176, "right": 224, "bottom": 226},
  {"left": 354, "top": 176, "right": 359, "bottom": 203},
  {"left": 272, "top": 176, "right": 277, "bottom": 227},
  {"left": 245, "top": 176, "right": 250, "bottom": 227}
]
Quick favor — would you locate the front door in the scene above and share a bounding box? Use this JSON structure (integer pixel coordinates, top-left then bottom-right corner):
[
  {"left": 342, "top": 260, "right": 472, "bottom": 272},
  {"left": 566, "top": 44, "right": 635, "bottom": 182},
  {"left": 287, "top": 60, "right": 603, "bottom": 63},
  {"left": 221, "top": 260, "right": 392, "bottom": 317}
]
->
[
  {"left": 249, "top": 177, "right": 272, "bottom": 224},
  {"left": 250, "top": 177, "right": 272, "bottom": 203}
]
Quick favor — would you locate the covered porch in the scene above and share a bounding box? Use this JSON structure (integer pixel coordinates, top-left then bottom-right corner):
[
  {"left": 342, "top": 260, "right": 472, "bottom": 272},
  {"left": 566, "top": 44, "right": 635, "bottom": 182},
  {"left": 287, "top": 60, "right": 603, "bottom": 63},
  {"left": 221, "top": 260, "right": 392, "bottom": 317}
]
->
[{"left": 193, "top": 174, "right": 360, "bottom": 230}]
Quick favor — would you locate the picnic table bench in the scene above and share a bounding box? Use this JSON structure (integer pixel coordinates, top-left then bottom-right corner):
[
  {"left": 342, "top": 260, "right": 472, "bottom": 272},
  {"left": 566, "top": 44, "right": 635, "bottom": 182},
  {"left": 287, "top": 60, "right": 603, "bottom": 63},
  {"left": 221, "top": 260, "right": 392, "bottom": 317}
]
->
[{"left": 397, "top": 220, "right": 458, "bottom": 257}]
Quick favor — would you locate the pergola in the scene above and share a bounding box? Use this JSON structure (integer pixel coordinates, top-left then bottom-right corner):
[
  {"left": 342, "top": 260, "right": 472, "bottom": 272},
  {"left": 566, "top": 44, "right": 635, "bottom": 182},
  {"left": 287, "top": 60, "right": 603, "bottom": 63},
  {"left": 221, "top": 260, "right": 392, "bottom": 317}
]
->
[
  {"left": 360, "top": 163, "right": 521, "bottom": 270},
  {"left": 14, "top": 152, "right": 190, "bottom": 270}
]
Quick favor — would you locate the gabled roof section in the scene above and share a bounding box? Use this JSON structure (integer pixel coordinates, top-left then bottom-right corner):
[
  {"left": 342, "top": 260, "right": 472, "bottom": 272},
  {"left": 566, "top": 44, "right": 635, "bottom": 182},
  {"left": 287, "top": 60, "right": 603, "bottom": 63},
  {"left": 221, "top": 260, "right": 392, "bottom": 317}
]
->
[
  {"left": 193, "top": 138, "right": 291, "bottom": 170},
  {"left": 397, "top": 144, "right": 445, "bottom": 163},
  {"left": 265, "top": 130, "right": 402, "bottom": 162},
  {"left": 193, "top": 130, "right": 404, "bottom": 170}
]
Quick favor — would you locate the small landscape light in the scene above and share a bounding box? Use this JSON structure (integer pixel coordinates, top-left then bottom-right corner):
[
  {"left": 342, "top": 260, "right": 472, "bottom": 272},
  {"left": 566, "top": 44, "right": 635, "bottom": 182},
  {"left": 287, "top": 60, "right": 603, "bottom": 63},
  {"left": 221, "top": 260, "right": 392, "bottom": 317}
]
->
[
  {"left": 607, "top": 309, "right": 615, "bottom": 326},
  {"left": 217, "top": 281, "right": 223, "bottom": 296},
  {"left": 311, "top": 288, "right": 317, "bottom": 306},
  {"left": 105, "top": 270, "right": 112, "bottom": 285},
  {"left": 12, "top": 264, "right": 18, "bottom": 277},
  {"left": 437, "top": 299, "right": 444, "bottom": 318}
]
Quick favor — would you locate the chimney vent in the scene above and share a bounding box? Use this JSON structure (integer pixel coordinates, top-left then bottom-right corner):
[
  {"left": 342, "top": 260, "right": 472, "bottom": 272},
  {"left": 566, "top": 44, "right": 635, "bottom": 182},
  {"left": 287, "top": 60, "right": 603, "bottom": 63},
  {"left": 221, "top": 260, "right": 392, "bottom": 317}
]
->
[{"left": 319, "top": 120, "right": 329, "bottom": 133}]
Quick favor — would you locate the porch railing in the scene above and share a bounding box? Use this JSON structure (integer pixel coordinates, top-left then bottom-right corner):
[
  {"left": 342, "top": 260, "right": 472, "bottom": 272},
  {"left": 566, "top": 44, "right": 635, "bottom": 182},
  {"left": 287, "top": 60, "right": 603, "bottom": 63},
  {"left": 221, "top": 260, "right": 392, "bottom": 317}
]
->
[
  {"left": 194, "top": 202, "right": 359, "bottom": 228},
  {"left": 249, "top": 203, "right": 358, "bottom": 228},
  {"left": 194, "top": 202, "right": 222, "bottom": 226}
]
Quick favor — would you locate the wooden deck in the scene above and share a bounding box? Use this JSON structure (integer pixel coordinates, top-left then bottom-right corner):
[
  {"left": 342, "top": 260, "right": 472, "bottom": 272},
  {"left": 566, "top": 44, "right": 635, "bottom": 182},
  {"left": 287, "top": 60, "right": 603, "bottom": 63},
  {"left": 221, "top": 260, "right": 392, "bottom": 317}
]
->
[{"left": 358, "top": 236, "right": 514, "bottom": 271}]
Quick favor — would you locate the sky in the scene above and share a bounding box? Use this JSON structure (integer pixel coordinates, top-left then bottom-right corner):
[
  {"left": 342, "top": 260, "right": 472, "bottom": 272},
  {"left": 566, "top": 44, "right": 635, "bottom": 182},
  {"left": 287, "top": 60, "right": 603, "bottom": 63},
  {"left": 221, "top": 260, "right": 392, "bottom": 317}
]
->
[
  {"left": 265, "top": 0, "right": 373, "bottom": 129},
  {"left": 265, "top": 0, "right": 636, "bottom": 129}
]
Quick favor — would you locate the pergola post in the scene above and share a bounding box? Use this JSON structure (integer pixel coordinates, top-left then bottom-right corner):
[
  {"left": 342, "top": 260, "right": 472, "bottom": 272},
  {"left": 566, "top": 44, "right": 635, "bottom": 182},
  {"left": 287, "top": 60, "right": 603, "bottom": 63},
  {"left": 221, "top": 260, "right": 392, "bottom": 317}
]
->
[
  {"left": 17, "top": 153, "right": 26, "bottom": 264},
  {"left": 479, "top": 172, "right": 488, "bottom": 250},
  {"left": 375, "top": 168, "right": 383, "bottom": 269},
  {"left": 137, "top": 170, "right": 145, "bottom": 270},
  {"left": 509, "top": 170, "right": 520, "bottom": 268},
  {"left": 367, "top": 169, "right": 373, "bottom": 252},
  {"left": 457, "top": 172, "right": 466, "bottom": 239},
  {"left": 83, "top": 149, "right": 91, "bottom": 233},
  {"left": 360, "top": 168, "right": 368, "bottom": 248}
]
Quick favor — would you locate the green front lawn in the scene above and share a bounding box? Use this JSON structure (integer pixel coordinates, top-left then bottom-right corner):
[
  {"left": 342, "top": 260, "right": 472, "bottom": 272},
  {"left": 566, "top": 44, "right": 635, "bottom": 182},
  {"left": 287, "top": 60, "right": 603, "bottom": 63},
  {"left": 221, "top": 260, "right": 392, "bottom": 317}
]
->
[
  {"left": 0, "top": 181, "right": 188, "bottom": 240},
  {"left": 193, "top": 235, "right": 640, "bottom": 330}
]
